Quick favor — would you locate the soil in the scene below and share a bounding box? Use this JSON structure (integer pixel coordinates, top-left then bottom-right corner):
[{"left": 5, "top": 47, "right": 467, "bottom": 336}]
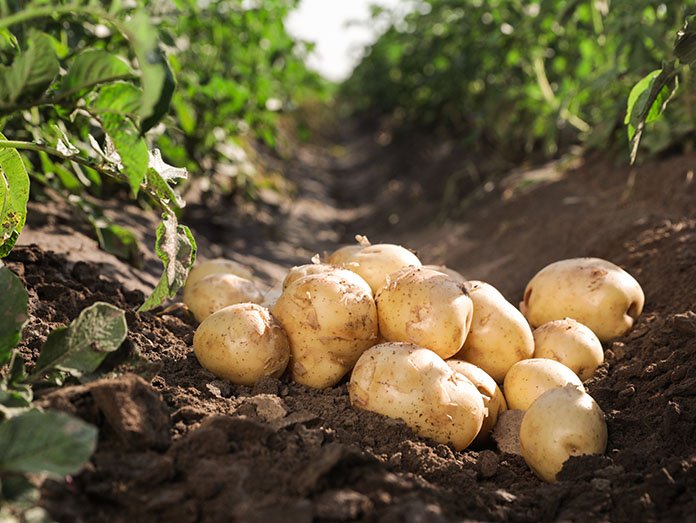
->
[{"left": 5, "top": 122, "right": 696, "bottom": 522}]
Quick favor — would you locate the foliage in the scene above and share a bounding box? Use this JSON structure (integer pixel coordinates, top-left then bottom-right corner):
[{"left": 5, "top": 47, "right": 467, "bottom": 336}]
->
[{"left": 343, "top": 1, "right": 691, "bottom": 161}]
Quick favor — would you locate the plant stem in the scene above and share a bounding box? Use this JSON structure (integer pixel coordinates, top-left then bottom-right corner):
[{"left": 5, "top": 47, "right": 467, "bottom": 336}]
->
[{"left": 0, "top": 4, "right": 108, "bottom": 30}]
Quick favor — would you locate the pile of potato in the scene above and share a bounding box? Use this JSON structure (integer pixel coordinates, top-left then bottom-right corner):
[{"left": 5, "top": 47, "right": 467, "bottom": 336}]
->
[{"left": 183, "top": 237, "right": 644, "bottom": 483}]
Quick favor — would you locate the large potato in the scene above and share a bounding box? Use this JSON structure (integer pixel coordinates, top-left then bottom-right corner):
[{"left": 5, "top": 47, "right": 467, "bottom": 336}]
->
[
  {"left": 327, "top": 244, "right": 364, "bottom": 265},
  {"left": 423, "top": 264, "right": 468, "bottom": 285},
  {"left": 447, "top": 360, "right": 507, "bottom": 445},
  {"left": 342, "top": 244, "right": 422, "bottom": 294},
  {"left": 272, "top": 269, "right": 378, "bottom": 388},
  {"left": 521, "top": 258, "right": 645, "bottom": 341},
  {"left": 282, "top": 263, "right": 337, "bottom": 290},
  {"left": 453, "top": 280, "right": 534, "bottom": 383},
  {"left": 376, "top": 267, "right": 473, "bottom": 359},
  {"left": 193, "top": 303, "right": 290, "bottom": 385},
  {"left": 533, "top": 318, "right": 604, "bottom": 380},
  {"left": 184, "top": 273, "right": 263, "bottom": 322},
  {"left": 185, "top": 258, "right": 254, "bottom": 288},
  {"left": 504, "top": 358, "right": 583, "bottom": 411},
  {"left": 350, "top": 343, "right": 484, "bottom": 450},
  {"left": 520, "top": 384, "right": 607, "bottom": 483}
]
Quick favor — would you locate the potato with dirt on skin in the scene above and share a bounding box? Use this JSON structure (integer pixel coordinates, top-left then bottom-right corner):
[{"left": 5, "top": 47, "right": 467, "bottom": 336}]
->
[
  {"left": 447, "top": 360, "right": 507, "bottom": 445},
  {"left": 520, "top": 384, "right": 607, "bottom": 483},
  {"left": 193, "top": 303, "right": 290, "bottom": 385},
  {"left": 185, "top": 258, "right": 254, "bottom": 287},
  {"left": 341, "top": 243, "right": 422, "bottom": 294},
  {"left": 504, "top": 358, "right": 583, "bottom": 411},
  {"left": 521, "top": 257, "right": 645, "bottom": 341},
  {"left": 184, "top": 273, "right": 263, "bottom": 322},
  {"left": 533, "top": 318, "right": 604, "bottom": 380},
  {"left": 350, "top": 342, "right": 485, "bottom": 450},
  {"left": 452, "top": 280, "right": 534, "bottom": 383},
  {"left": 282, "top": 263, "right": 336, "bottom": 290},
  {"left": 272, "top": 269, "right": 378, "bottom": 388},
  {"left": 376, "top": 266, "right": 473, "bottom": 360},
  {"left": 423, "top": 264, "right": 468, "bottom": 285}
]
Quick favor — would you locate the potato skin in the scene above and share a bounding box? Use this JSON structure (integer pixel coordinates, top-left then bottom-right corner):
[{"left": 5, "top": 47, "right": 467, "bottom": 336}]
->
[
  {"left": 350, "top": 343, "right": 484, "bottom": 450},
  {"left": 342, "top": 244, "right": 422, "bottom": 294},
  {"left": 282, "top": 263, "right": 336, "bottom": 290},
  {"left": 447, "top": 360, "right": 507, "bottom": 445},
  {"left": 521, "top": 258, "right": 645, "bottom": 341},
  {"left": 520, "top": 384, "right": 607, "bottom": 483},
  {"left": 453, "top": 280, "right": 534, "bottom": 383},
  {"left": 272, "top": 269, "right": 378, "bottom": 388},
  {"left": 185, "top": 258, "right": 254, "bottom": 288},
  {"left": 376, "top": 267, "right": 473, "bottom": 359},
  {"left": 504, "top": 358, "right": 583, "bottom": 411},
  {"left": 193, "top": 303, "right": 290, "bottom": 385},
  {"left": 184, "top": 273, "right": 263, "bottom": 322},
  {"left": 533, "top": 318, "right": 604, "bottom": 380},
  {"left": 423, "top": 264, "right": 468, "bottom": 285},
  {"left": 327, "top": 245, "right": 364, "bottom": 265}
]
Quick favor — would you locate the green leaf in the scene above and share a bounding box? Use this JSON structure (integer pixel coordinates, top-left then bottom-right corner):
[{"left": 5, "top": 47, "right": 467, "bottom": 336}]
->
[
  {"left": 91, "top": 82, "right": 143, "bottom": 117},
  {"left": 0, "top": 134, "right": 29, "bottom": 257},
  {"left": 121, "top": 11, "right": 176, "bottom": 132},
  {"left": 0, "top": 267, "right": 28, "bottom": 366},
  {"left": 675, "top": 15, "right": 696, "bottom": 66},
  {"left": 98, "top": 113, "right": 149, "bottom": 196},
  {"left": 0, "top": 32, "right": 59, "bottom": 109},
  {"left": 31, "top": 303, "right": 127, "bottom": 379},
  {"left": 95, "top": 223, "right": 142, "bottom": 267},
  {"left": 60, "top": 49, "right": 133, "bottom": 97},
  {"left": 139, "top": 213, "right": 196, "bottom": 312},
  {"left": 0, "top": 409, "right": 97, "bottom": 477},
  {"left": 144, "top": 150, "right": 188, "bottom": 210}
]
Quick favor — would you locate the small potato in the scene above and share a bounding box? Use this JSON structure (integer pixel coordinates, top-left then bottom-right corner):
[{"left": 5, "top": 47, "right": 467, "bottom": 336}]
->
[
  {"left": 350, "top": 342, "right": 484, "bottom": 450},
  {"left": 327, "top": 244, "right": 364, "bottom": 265},
  {"left": 447, "top": 360, "right": 507, "bottom": 445},
  {"left": 521, "top": 258, "right": 645, "bottom": 341},
  {"left": 520, "top": 384, "right": 607, "bottom": 483},
  {"left": 282, "top": 263, "right": 337, "bottom": 290},
  {"left": 185, "top": 258, "right": 254, "bottom": 288},
  {"left": 533, "top": 318, "right": 604, "bottom": 380},
  {"left": 423, "top": 264, "right": 468, "bottom": 285},
  {"left": 193, "top": 303, "right": 290, "bottom": 385},
  {"left": 184, "top": 273, "right": 263, "bottom": 322},
  {"left": 453, "top": 281, "right": 534, "bottom": 383},
  {"left": 504, "top": 358, "right": 583, "bottom": 411},
  {"left": 342, "top": 244, "right": 422, "bottom": 294},
  {"left": 272, "top": 269, "right": 378, "bottom": 388},
  {"left": 377, "top": 267, "right": 473, "bottom": 359}
]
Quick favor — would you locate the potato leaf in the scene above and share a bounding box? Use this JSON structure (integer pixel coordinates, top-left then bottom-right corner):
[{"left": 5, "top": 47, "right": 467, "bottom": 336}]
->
[
  {"left": 98, "top": 113, "right": 149, "bottom": 196},
  {"left": 60, "top": 49, "right": 133, "bottom": 97},
  {"left": 675, "top": 15, "right": 696, "bottom": 67},
  {"left": 0, "top": 409, "right": 97, "bottom": 477},
  {"left": 31, "top": 303, "right": 127, "bottom": 379},
  {"left": 139, "top": 213, "right": 196, "bottom": 312},
  {"left": 145, "top": 150, "right": 188, "bottom": 210},
  {"left": 90, "top": 82, "right": 143, "bottom": 117},
  {"left": 0, "top": 133, "right": 30, "bottom": 257},
  {"left": 0, "top": 267, "right": 28, "bottom": 366}
]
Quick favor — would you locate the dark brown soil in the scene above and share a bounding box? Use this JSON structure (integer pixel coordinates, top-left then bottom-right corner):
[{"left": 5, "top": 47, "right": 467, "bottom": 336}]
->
[{"left": 5, "top": 125, "right": 696, "bottom": 522}]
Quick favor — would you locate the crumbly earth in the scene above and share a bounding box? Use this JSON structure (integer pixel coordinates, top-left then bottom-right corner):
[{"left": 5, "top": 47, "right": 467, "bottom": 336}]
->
[{"left": 6, "top": 123, "right": 696, "bottom": 522}]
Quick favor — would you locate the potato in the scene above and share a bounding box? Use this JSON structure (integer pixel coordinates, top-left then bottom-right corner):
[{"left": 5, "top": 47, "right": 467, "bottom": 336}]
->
[
  {"left": 193, "top": 303, "right": 290, "bottom": 385},
  {"left": 185, "top": 258, "right": 254, "bottom": 288},
  {"left": 272, "top": 269, "right": 378, "bottom": 388},
  {"left": 447, "top": 360, "right": 507, "bottom": 445},
  {"left": 342, "top": 244, "right": 422, "bottom": 294},
  {"left": 350, "top": 342, "right": 484, "bottom": 450},
  {"left": 503, "top": 358, "right": 583, "bottom": 411},
  {"left": 184, "top": 273, "right": 263, "bottom": 322},
  {"left": 521, "top": 257, "right": 645, "bottom": 341},
  {"left": 453, "top": 280, "right": 534, "bottom": 383},
  {"left": 423, "top": 264, "right": 468, "bottom": 285},
  {"left": 376, "top": 267, "right": 473, "bottom": 359},
  {"left": 533, "top": 318, "right": 604, "bottom": 380},
  {"left": 520, "top": 384, "right": 607, "bottom": 483},
  {"left": 282, "top": 263, "right": 336, "bottom": 290},
  {"left": 260, "top": 282, "right": 283, "bottom": 309},
  {"left": 327, "top": 244, "right": 364, "bottom": 265}
]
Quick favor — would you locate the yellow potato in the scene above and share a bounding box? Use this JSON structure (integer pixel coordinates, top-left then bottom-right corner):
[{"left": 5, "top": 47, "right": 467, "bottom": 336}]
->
[
  {"left": 193, "top": 303, "right": 290, "bottom": 385},
  {"left": 520, "top": 384, "right": 607, "bottom": 483},
  {"left": 342, "top": 244, "right": 422, "bottom": 294},
  {"left": 282, "top": 263, "right": 337, "bottom": 290},
  {"left": 376, "top": 267, "right": 473, "bottom": 359},
  {"left": 349, "top": 342, "right": 484, "bottom": 450},
  {"left": 503, "top": 358, "right": 583, "bottom": 411},
  {"left": 447, "top": 360, "right": 507, "bottom": 445},
  {"left": 327, "top": 244, "right": 364, "bottom": 265},
  {"left": 533, "top": 318, "right": 604, "bottom": 380},
  {"left": 185, "top": 258, "right": 254, "bottom": 288},
  {"left": 184, "top": 273, "right": 263, "bottom": 322},
  {"left": 521, "top": 258, "right": 645, "bottom": 341},
  {"left": 453, "top": 280, "right": 534, "bottom": 383},
  {"left": 271, "top": 269, "right": 378, "bottom": 388},
  {"left": 423, "top": 264, "right": 468, "bottom": 285}
]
